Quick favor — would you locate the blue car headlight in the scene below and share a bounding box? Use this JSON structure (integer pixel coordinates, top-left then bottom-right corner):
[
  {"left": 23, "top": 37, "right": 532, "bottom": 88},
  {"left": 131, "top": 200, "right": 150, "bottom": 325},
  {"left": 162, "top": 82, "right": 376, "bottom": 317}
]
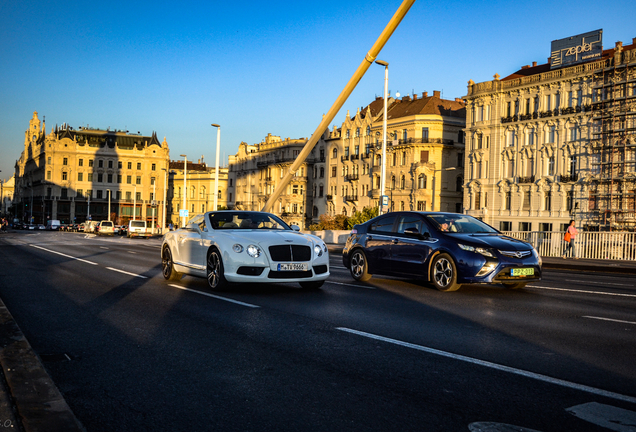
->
[{"left": 459, "top": 243, "right": 496, "bottom": 258}]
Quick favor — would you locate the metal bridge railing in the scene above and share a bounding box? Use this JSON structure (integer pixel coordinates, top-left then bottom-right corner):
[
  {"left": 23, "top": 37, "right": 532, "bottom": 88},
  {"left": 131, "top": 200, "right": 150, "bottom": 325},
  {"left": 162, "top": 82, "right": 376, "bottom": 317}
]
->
[{"left": 501, "top": 231, "right": 636, "bottom": 261}]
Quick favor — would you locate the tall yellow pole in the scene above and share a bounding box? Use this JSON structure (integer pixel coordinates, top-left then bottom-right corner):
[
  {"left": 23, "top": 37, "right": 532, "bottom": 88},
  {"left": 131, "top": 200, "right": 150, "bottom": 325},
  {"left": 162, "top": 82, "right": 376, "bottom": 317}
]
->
[{"left": 262, "top": 0, "right": 416, "bottom": 212}]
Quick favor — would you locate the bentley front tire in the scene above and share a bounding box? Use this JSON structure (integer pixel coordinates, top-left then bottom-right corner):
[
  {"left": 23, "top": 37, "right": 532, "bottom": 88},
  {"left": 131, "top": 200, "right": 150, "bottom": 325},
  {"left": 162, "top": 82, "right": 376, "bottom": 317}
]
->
[{"left": 207, "top": 249, "right": 228, "bottom": 291}]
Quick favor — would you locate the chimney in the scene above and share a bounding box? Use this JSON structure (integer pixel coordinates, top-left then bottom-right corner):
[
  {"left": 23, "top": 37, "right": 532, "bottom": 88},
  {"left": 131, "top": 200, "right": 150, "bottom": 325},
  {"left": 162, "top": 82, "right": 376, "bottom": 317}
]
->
[
  {"left": 433, "top": 90, "right": 441, "bottom": 98},
  {"left": 521, "top": 65, "right": 530, "bottom": 69},
  {"left": 633, "top": 37, "right": 636, "bottom": 45},
  {"left": 403, "top": 95, "right": 411, "bottom": 101},
  {"left": 455, "top": 98, "right": 463, "bottom": 103},
  {"left": 412, "top": 93, "right": 417, "bottom": 100},
  {"left": 532, "top": 61, "right": 537, "bottom": 67},
  {"left": 423, "top": 91, "right": 428, "bottom": 97}
]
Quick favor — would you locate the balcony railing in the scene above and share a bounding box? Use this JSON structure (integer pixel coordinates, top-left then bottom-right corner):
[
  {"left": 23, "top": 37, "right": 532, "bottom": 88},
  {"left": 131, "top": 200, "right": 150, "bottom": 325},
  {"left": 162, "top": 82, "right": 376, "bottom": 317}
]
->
[
  {"left": 518, "top": 175, "right": 535, "bottom": 183},
  {"left": 344, "top": 195, "right": 358, "bottom": 202},
  {"left": 345, "top": 174, "right": 359, "bottom": 182},
  {"left": 560, "top": 174, "right": 578, "bottom": 183}
]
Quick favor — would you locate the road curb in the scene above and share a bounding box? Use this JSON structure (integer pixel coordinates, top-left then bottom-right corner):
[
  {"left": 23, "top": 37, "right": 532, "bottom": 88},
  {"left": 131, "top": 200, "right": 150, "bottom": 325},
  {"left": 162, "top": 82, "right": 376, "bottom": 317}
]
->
[{"left": 0, "top": 300, "right": 85, "bottom": 432}]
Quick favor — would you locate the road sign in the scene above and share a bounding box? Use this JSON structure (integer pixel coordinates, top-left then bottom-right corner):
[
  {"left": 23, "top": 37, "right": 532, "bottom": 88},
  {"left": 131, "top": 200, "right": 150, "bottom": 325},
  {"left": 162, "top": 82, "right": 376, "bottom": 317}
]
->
[{"left": 179, "top": 209, "right": 189, "bottom": 218}]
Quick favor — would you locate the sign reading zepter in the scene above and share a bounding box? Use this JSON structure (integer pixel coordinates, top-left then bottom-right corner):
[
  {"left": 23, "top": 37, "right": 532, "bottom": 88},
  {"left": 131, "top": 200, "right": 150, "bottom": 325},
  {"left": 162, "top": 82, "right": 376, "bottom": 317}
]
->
[{"left": 550, "top": 29, "right": 603, "bottom": 69}]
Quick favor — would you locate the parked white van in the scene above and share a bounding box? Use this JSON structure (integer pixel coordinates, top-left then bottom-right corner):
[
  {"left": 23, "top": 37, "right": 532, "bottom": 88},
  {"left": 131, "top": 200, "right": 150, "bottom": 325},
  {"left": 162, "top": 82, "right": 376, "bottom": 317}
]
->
[
  {"left": 84, "top": 221, "right": 99, "bottom": 233},
  {"left": 46, "top": 220, "right": 61, "bottom": 230},
  {"left": 97, "top": 220, "right": 115, "bottom": 236},
  {"left": 128, "top": 220, "right": 150, "bottom": 238}
]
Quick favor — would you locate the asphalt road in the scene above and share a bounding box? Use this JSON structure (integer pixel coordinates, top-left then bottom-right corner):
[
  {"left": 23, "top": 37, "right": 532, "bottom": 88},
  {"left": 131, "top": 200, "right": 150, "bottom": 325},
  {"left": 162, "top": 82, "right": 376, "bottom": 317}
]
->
[{"left": 0, "top": 230, "right": 635, "bottom": 432}]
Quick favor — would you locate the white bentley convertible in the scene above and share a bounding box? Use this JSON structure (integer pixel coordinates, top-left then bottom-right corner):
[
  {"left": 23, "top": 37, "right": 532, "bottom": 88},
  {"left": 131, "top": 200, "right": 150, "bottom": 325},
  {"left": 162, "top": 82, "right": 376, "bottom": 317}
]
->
[{"left": 161, "top": 211, "right": 330, "bottom": 290}]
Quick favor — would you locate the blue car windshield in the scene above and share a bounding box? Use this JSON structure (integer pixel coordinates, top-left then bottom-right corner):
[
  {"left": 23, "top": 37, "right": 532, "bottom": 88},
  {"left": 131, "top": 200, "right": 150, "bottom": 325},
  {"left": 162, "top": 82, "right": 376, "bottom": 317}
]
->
[
  {"left": 208, "top": 211, "right": 291, "bottom": 230},
  {"left": 426, "top": 214, "right": 498, "bottom": 234}
]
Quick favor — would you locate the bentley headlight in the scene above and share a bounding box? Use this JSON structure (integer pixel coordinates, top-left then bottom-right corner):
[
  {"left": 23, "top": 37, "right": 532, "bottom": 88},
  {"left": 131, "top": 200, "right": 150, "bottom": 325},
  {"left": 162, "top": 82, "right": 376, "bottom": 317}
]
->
[
  {"left": 232, "top": 244, "right": 244, "bottom": 253},
  {"left": 246, "top": 244, "right": 261, "bottom": 258},
  {"left": 314, "top": 244, "right": 323, "bottom": 257},
  {"left": 459, "top": 243, "right": 496, "bottom": 258},
  {"left": 322, "top": 243, "right": 328, "bottom": 253}
]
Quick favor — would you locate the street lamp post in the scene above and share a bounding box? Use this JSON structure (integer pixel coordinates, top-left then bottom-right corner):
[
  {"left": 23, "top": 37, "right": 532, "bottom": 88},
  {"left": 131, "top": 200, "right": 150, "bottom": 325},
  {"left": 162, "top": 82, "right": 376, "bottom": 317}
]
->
[
  {"left": 152, "top": 179, "right": 156, "bottom": 234},
  {"left": 375, "top": 60, "right": 389, "bottom": 215},
  {"left": 133, "top": 185, "right": 137, "bottom": 221},
  {"left": 107, "top": 189, "right": 111, "bottom": 222},
  {"left": 431, "top": 167, "right": 456, "bottom": 212},
  {"left": 211, "top": 124, "right": 221, "bottom": 212},
  {"left": 161, "top": 168, "right": 168, "bottom": 234},
  {"left": 180, "top": 154, "right": 187, "bottom": 227}
]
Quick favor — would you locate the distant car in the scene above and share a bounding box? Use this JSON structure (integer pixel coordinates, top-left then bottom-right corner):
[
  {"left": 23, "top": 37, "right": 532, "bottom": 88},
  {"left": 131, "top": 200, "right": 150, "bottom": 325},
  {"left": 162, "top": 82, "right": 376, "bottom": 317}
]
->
[
  {"left": 161, "top": 211, "right": 329, "bottom": 290},
  {"left": 119, "top": 225, "right": 127, "bottom": 236},
  {"left": 342, "top": 211, "right": 542, "bottom": 291},
  {"left": 97, "top": 220, "right": 115, "bottom": 236},
  {"left": 38, "top": 224, "right": 46, "bottom": 230},
  {"left": 46, "top": 220, "right": 61, "bottom": 230},
  {"left": 128, "top": 220, "right": 150, "bottom": 238}
]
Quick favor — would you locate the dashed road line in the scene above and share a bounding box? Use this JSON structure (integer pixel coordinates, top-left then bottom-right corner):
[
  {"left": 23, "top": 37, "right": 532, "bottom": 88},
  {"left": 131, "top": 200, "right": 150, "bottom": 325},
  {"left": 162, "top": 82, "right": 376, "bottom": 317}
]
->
[
  {"left": 326, "top": 281, "right": 376, "bottom": 289},
  {"left": 336, "top": 327, "right": 636, "bottom": 404},
  {"left": 566, "top": 279, "right": 634, "bottom": 287},
  {"left": 106, "top": 267, "right": 148, "bottom": 279},
  {"left": 527, "top": 285, "right": 636, "bottom": 298},
  {"left": 583, "top": 316, "right": 636, "bottom": 325},
  {"left": 30, "top": 244, "right": 98, "bottom": 265},
  {"left": 168, "top": 284, "right": 260, "bottom": 308}
]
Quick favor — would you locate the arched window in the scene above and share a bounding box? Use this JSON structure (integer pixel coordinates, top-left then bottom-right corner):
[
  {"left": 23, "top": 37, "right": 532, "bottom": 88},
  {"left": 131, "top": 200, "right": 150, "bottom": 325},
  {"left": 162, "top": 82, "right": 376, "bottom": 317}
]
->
[
  {"left": 356, "top": 128, "right": 360, "bottom": 137},
  {"left": 400, "top": 175, "right": 405, "bottom": 189},
  {"left": 342, "top": 207, "right": 347, "bottom": 216},
  {"left": 401, "top": 152, "right": 406, "bottom": 165},
  {"left": 418, "top": 174, "right": 427, "bottom": 189},
  {"left": 392, "top": 153, "right": 397, "bottom": 166},
  {"left": 200, "top": 186, "right": 206, "bottom": 198},
  {"left": 400, "top": 201, "right": 405, "bottom": 211},
  {"left": 190, "top": 186, "right": 195, "bottom": 199},
  {"left": 313, "top": 206, "right": 318, "bottom": 217},
  {"left": 366, "top": 126, "right": 371, "bottom": 136},
  {"left": 391, "top": 176, "right": 396, "bottom": 189},
  {"left": 332, "top": 148, "right": 337, "bottom": 158}
]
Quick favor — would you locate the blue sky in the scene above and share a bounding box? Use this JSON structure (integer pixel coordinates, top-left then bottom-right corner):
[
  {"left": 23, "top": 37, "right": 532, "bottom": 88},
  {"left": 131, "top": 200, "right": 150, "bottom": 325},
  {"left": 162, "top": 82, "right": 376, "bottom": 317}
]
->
[{"left": 1, "top": 0, "right": 634, "bottom": 181}]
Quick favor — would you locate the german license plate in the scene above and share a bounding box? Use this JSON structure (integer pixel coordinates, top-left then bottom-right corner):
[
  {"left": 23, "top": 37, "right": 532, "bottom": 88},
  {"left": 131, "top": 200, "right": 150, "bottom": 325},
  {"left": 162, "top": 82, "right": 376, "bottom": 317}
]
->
[
  {"left": 277, "top": 263, "right": 308, "bottom": 271},
  {"left": 511, "top": 268, "right": 534, "bottom": 277}
]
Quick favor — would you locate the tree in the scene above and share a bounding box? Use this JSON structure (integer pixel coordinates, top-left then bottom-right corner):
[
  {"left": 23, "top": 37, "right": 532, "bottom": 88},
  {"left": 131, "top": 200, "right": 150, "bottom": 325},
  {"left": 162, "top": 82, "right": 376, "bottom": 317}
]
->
[{"left": 347, "top": 206, "right": 378, "bottom": 229}]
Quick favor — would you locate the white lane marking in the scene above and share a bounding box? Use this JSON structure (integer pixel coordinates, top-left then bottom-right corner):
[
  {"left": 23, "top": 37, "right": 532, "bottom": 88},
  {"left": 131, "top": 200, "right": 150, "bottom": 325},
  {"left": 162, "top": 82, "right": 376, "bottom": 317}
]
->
[
  {"left": 100, "top": 247, "right": 109, "bottom": 250},
  {"left": 127, "top": 251, "right": 138, "bottom": 254},
  {"left": 583, "top": 316, "right": 636, "bottom": 325},
  {"left": 527, "top": 285, "right": 636, "bottom": 299},
  {"left": 168, "top": 284, "right": 259, "bottom": 308},
  {"left": 468, "top": 422, "right": 541, "bottom": 432},
  {"left": 30, "top": 245, "right": 98, "bottom": 265},
  {"left": 326, "top": 281, "right": 376, "bottom": 290},
  {"left": 566, "top": 279, "right": 634, "bottom": 287},
  {"left": 567, "top": 402, "right": 636, "bottom": 432},
  {"left": 330, "top": 265, "right": 347, "bottom": 269},
  {"left": 336, "top": 327, "right": 636, "bottom": 404},
  {"left": 106, "top": 267, "right": 148, "bottom": 279}
]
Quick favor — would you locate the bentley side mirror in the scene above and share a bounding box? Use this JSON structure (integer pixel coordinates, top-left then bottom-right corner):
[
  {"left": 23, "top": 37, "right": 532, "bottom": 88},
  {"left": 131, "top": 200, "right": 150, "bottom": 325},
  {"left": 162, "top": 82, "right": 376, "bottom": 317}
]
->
[{"left": 291, "top": 225, "right": 300, "bottom": 232}]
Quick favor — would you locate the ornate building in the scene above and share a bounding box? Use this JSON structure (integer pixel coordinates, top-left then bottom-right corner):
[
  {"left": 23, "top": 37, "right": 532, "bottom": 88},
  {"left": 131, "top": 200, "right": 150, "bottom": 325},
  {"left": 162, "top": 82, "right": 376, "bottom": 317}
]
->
[
  {"left": 13, "top": 111, "right": 170, "bottom": 226},
  {"left": 167, "top": 158, "right": 228, "bottom": 227},
  {"left": 1, "top": 175, "right": 14, "bottom": 217},
  {"left": 321, "top": 91, "right": 465, "bottom": 220},
  {"left": 227, "top": 133, "right": 325, "bottom": 229},
  {"left": 464, "top": 33, "right": 636, "bottom": 232}
]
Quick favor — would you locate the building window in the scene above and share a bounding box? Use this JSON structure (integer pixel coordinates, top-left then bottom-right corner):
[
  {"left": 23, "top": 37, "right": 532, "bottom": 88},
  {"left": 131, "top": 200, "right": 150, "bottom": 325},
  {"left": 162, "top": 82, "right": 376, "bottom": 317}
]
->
[
  {"left": 500, "top": 221, "right": 512, "bottom": 231},
  {"left": 78, "top": 172, "right": 83, "bottom": 182},
  {"left": 519, "top": 222, "right": 531, "bottom": 231},
  {"left": 566, "top": 191, "right": 573, "bottom": 211},
  {"left": 127, "top": 162, "right": 132, "bottom": 169},
  {"left": 97, "top": 173, "right": 103, "bottom": 183},
  {"left": 401, "top": 152, "right": 406, "bottom": 165},
  {"left": 544, "top": 191, "right": 552, "bottom": 211},
  {"left": 456, "top": 176, "right": 463, "bottom": 192},
  {"left": 127, "top": 175, "right": 132, "bottom": 184},
  {"left": 136, "top": 176, "right": 141, "bottom": 185},
  {"left": 126, "top": 191, "right": 132, "bottom": 200},
  {"left": 117, "top": 175, "right": 122, "bottom": 183},
  {"left": 63, "top": 157, "right": 68, "bottom": 165},
  {"left": 98, "top": 159, "right": 103, "bottom": 168},
  {"left": 474, "top": 191, "right": 481, "bottom": 209},
  {"left": 505, "top": 191, "right": 511, "bottom": 210},
  {"left": 88, "top": 173, "right": 93, "bottom": 182},
  {"left": 152, "top": 163, "right": 156, "bottom": 171},
  {"left": 417, "top": 201, "right": 426, "bottom": 211},
  {"left": 331, "top": 166, "right": 337, "bottom": 177},
  {"left": 522, "top": 192, "right": 530, "bottom": 210},
  {"left": 47, "top": 171, "right": 51, "bottom": 180},
  {"left": 118, "top": 161, "right": 122, "bottom": 169},
  {"left": 400, "top": 175, "right": 405, "bottom": 189},
  {"left": 418, "top": 174, "right": 427, "bottom": 189},
  {"left": 61, "top": 172, "right": 67, "bottom": 181},
  {"left": 548, "top": 157, "right": 555, "bottom": 176},
  {"left": 89, "top": 159, "right": 94, "bottom": 167},
  {"left": 107, "top": 174, "right": 113, "bottom": 183},
  {"left": 136, "top": 192, "right": 142, "bottom": 201},
  {"left": 78, "top": 159, "right": 84, "bottom": 167},
  {"left": 137, "top": 162, "right": 142, "bottom": 170}
]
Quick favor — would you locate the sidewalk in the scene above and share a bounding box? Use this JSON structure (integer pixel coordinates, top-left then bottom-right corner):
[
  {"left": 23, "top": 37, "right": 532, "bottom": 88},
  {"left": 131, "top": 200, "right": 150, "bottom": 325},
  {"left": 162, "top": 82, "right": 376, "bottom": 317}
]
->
[
  {"left": 326, "top": 244, "right": 636, "bottom": 275},
  {"left": 0, "top": 299, "right": 84, "bottom": 432}
]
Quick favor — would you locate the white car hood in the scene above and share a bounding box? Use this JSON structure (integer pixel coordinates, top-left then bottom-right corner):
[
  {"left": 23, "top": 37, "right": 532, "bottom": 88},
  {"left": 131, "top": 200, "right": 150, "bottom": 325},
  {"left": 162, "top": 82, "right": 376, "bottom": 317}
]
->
[{"left": 220, "top": 230, "right": 315, "bottom": 246}]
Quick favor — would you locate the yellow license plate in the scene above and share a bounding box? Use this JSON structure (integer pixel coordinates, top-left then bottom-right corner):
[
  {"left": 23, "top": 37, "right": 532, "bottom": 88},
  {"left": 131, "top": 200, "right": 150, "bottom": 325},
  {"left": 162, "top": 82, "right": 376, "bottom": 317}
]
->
[{"left": 511, "top": 268, "right": 534, "bottom": 276}]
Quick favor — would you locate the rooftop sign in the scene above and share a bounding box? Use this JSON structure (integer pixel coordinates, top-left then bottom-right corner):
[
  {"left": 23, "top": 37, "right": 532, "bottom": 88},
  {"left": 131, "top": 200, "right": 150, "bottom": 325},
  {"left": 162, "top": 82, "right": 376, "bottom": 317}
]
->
[{"left": 550, "top": 29, "right": 603, "bottom": 69}]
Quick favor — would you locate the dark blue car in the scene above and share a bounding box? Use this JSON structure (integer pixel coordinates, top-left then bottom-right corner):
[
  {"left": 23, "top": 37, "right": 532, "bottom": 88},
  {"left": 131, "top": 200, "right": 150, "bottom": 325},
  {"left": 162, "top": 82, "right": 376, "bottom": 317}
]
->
[{"left": 342, "top": 211, "right": 542, "bottom": 291}]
